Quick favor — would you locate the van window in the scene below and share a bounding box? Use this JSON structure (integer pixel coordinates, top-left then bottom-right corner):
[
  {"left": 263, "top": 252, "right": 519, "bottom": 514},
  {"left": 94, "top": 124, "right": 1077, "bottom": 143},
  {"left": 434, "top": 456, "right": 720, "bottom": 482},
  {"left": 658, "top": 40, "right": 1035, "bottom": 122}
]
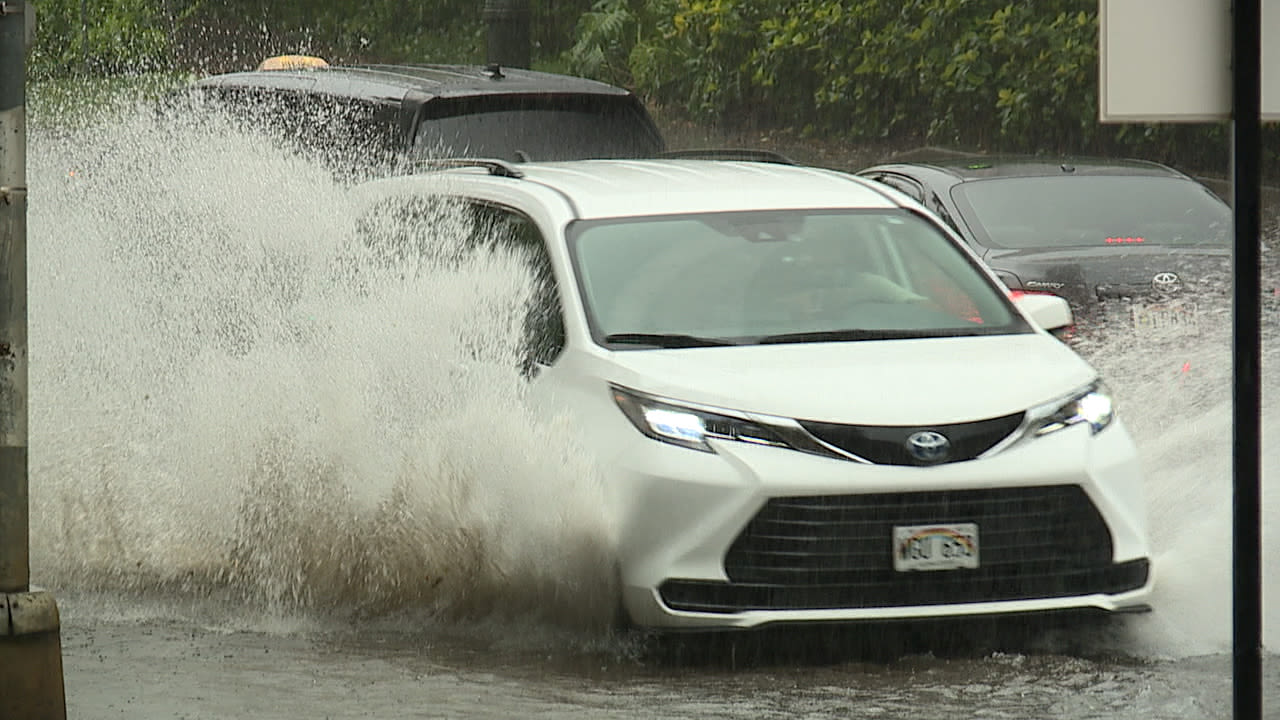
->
[
  {"left": 466, "top": 203, "right": 567, "bottom": 371},
  {"left": 413, "top": 95, "right": 663, "bottom": 162}
]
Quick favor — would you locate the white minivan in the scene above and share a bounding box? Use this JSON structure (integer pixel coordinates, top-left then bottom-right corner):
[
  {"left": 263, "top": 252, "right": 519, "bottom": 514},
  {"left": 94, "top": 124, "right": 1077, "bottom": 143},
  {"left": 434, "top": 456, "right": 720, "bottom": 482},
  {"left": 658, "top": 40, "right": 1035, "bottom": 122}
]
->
[{"left": 350, "top": 158, "right": 1153, "bottom": 630}]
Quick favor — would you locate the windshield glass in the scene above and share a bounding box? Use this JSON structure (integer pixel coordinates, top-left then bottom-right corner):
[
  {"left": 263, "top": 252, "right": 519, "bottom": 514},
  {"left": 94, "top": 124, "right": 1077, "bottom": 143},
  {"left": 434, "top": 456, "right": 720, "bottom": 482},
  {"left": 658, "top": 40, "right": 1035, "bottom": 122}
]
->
[
  {"left": 569, "top": 209, "right": 1029, "bottom": 347},
  {"left": 952, "top": 176, "right": 1231, "bottom": 250},
  {"left": 413, "top": 95, "right": 662, "bottom": 162}
]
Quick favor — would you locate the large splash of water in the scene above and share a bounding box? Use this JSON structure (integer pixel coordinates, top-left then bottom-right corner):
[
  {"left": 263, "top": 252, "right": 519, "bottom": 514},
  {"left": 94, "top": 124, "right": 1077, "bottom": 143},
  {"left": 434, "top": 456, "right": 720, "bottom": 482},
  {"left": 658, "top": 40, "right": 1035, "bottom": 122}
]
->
[
  {"left": 26, "top": 94, "right": 618, "bottom": 631},
  {"left": 1082, "top": 300, "right": 1278, "bottom": 658},
  {"left": 21, "top": 87, "right": 1276, "bottom": 657}
]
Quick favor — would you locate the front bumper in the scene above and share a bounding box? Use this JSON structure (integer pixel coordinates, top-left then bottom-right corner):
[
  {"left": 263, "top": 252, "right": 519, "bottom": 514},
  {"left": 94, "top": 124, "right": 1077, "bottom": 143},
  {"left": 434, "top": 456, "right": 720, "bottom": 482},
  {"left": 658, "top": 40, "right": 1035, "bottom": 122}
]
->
[{"left": 610, "top": 419, "right": 1154, "bottom": 630}]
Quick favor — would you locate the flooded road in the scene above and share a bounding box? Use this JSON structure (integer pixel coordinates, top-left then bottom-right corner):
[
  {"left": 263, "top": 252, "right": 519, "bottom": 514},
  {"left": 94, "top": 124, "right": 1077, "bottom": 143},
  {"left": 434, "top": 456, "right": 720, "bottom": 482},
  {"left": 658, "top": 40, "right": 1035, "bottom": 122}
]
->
[
  {"left": 57, "top": 610, "right": 1272, "bottom": 718},
  {"left": 26, "top": 96, "right": 1277, "bottom": 718}
]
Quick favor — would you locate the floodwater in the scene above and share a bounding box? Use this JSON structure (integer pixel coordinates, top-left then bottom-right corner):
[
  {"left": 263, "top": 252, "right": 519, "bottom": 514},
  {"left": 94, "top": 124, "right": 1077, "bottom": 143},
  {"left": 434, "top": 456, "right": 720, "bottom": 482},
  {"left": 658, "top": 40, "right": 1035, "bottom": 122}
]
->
[{"left": 23, "top": 95, "right": 1278, "bottom": 719}]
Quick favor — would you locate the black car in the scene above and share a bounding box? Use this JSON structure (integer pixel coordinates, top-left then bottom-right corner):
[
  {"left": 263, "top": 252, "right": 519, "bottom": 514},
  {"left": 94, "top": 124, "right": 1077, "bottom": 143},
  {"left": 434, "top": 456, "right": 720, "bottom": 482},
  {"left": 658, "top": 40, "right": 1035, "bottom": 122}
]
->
[
  {"left": 856, "top": 154, "right": 1232, "bottom": 340},
  {"left": 183, "top": 55, "right": 666, "bottom": 178}
]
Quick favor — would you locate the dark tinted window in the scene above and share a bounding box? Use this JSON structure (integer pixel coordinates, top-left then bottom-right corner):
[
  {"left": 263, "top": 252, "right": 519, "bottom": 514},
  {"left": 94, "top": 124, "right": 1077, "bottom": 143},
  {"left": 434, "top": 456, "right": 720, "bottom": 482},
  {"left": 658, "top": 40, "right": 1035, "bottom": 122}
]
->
[
  {"left": 413, "top": 95, "right": 663, "bottom": 162},
  {"left": 952, "top": 176, "right": 1231, "bottom": 249},
  {"left": 467, "top": 204, "right": 567, "bottom": 371},
  {"left": 191, "top": 88, "right": 403, "bottom": 180},
  {"left": 353, "top": 196, "right": 565, "bottom": 371}
]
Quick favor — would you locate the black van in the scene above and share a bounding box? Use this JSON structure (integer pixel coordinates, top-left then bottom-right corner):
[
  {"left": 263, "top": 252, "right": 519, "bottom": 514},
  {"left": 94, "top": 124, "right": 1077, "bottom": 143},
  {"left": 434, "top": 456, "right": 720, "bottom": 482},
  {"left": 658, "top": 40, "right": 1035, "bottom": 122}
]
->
[{"left": 185, "top": 55, "right": 666, "bottom": 178}]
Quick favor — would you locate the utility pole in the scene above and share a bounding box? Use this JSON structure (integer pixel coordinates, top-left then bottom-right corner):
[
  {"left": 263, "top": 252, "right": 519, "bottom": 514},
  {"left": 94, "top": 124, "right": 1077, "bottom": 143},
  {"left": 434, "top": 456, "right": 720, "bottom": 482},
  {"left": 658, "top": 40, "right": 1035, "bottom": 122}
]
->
[
  {"left": 1229, "top": 0, "right": 1263, "bottom": 717},
  {"left": 0, "top": 2, "right": 67, "bottom": 718},
  {"left": 483, "top": 0, "right": 531, "bottom": 69}
]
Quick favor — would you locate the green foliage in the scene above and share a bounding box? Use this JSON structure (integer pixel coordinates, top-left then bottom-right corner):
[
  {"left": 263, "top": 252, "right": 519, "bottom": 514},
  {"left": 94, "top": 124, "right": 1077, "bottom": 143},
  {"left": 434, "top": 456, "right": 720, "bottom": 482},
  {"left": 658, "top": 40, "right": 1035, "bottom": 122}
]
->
[
  {"left": 624, "top": 0, "right": 1103, "bottom": 145},
  {"left": 21, "top": 0, "right": 1271, "bottom": 175},
  {"left": 602, "top": 0, "right": 1264, "bottom": 173},
  {"left": 28, "top": 0, "right": 177, "bottom": 79},
  {"left": 565, "top": 0, "right": 638, "bottom": 86},
  {"left": 26, "top": 0, "right": 589, "bottom": 78}
]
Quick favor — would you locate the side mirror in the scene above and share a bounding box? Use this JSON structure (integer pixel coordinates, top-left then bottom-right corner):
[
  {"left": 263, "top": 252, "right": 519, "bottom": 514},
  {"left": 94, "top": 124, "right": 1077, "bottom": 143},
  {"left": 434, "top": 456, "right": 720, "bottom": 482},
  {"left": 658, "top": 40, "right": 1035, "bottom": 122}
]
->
[{"left": 1013, "top": 292, "right": 1073, "bottom": 332}]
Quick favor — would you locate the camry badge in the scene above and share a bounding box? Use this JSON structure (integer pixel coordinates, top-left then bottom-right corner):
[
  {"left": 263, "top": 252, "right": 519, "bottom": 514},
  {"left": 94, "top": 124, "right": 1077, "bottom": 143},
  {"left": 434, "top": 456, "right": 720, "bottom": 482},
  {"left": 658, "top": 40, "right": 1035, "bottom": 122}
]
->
[
  {"left": 1025, "top": 280, "right": 1066, "bottom": 290},
  {"left": 1152, "top": 272, "right": 1181, "bottom": 293},
  {"left": 907, "top": 430, "right": 950, "bottom": 463}
]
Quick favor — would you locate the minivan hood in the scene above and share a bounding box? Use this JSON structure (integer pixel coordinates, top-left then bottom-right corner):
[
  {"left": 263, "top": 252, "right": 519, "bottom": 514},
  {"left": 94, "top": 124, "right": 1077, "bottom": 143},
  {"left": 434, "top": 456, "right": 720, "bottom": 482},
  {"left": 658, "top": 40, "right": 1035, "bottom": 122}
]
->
[{"left": 603, "top": 334, "right": 1096, "bottom": 426}]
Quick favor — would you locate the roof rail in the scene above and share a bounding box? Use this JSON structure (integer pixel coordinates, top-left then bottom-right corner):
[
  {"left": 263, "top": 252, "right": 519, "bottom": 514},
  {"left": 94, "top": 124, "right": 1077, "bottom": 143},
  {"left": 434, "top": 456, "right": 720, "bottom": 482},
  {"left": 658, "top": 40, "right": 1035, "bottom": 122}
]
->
[
  {"left": 413, "top": 158, "right": 525, "bottom": 178},
  {"left": 658, "top": 148, "right": 797, "bottom": 165}
]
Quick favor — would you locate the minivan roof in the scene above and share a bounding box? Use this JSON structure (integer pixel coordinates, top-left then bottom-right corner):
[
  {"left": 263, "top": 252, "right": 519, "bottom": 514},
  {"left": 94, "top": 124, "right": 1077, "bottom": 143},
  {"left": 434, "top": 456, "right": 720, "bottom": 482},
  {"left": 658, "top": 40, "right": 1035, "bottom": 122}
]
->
[
  {"left": 192, "top": 63, "right": 636, "bottom": 105},
  {"left": 398, "top": 159, "right": 905, "bottom": 219}
]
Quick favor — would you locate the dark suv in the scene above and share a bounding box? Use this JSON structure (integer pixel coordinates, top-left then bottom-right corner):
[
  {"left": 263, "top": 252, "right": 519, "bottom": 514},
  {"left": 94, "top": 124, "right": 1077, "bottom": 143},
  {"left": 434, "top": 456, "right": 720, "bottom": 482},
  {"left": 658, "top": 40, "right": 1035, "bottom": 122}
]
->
[{"left": 184, "top": 55, "right": 665, "bottom": 178}]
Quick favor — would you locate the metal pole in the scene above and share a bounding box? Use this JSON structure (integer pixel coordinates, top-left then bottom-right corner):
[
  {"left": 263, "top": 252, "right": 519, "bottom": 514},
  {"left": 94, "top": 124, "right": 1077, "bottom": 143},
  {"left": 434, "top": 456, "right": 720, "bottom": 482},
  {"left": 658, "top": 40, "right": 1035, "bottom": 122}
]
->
[
  {"left": 1230, "top": 0, "right": 1263, "bottom": 719},
  {"left": 0, "top": 0, "right": 30, "bottom": 603},
  {"left": 483, "top": 0, "right": 531, "bottom": 69},
  {"left": 79, "top": 0, "right": 86, "bottom": 73},
  {"left": 0, "top": 1, "right": 67, "bottom": 717}
]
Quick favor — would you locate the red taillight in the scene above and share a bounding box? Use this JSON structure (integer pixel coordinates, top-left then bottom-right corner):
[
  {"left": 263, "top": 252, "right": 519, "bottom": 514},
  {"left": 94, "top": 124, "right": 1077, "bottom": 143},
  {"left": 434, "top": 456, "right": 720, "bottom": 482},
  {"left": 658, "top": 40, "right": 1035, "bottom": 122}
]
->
[{"left": 1104, "top": 236, "right": 1145, "bottom": 244}]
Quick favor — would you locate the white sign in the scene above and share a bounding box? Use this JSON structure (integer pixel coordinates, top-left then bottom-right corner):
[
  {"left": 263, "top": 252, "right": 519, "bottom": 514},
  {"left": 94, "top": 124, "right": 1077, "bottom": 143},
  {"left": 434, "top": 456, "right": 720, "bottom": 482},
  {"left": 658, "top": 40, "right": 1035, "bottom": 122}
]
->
[{"left": 1099, "top": 0, "right": 1280, "bottom": 122}]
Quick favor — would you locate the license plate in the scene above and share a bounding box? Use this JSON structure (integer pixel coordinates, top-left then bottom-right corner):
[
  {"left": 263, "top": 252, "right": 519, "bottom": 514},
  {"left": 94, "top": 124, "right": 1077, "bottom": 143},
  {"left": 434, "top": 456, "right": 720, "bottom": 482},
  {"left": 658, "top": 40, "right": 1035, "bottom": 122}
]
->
[
  {"left": 1130, "top": 302, "right": 1199, "bottom": 332},
  {"left": 893, "top": 523, "right": 979, "bottom": 571}
]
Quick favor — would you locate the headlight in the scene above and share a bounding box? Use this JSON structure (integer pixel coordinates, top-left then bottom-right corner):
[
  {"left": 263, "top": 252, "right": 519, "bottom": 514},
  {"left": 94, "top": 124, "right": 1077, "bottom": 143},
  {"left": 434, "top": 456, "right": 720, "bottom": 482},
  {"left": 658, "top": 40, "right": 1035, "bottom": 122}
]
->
[
  {"left": 1034, "top": 381, "right": 1115, "bottom": 436},
  {"left": 611, "top": 385, "right": 790, "bottom": 453}
]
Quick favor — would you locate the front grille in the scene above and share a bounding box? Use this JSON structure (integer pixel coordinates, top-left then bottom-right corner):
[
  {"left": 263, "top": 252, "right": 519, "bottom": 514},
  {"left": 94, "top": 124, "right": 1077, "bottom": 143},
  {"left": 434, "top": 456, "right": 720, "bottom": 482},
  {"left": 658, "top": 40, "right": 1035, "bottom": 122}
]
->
[
  {"left": 799, "top": 412, "right": 1024, "bottom": 466},
  {"left": 659, "top": 485, "right": 1149, "bottom": 614}
]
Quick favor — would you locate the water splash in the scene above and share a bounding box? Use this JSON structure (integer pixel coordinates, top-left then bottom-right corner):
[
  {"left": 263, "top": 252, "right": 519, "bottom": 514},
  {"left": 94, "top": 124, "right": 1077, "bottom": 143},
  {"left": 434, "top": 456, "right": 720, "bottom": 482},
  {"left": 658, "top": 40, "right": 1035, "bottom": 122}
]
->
[
  {"left": 1081, "top": 301, "right": 1277, "bottom": 658},
  {"left": 26, "top": 93, "right": 618, "bottom": 632}
]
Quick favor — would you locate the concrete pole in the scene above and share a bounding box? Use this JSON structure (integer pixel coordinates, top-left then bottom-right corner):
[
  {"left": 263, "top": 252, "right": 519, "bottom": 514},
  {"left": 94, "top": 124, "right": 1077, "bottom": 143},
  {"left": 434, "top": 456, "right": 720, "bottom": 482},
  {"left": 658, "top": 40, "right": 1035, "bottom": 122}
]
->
[{"left": 0, "top": 1, "right": 67, "bottom": 717}]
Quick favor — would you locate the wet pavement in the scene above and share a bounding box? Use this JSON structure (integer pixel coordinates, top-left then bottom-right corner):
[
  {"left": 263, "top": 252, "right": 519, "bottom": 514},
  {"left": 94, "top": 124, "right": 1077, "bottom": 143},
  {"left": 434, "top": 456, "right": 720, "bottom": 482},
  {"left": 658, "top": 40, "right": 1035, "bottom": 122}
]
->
[{"left": 57, "top": 608, "right": 1276, "bottom": 720}]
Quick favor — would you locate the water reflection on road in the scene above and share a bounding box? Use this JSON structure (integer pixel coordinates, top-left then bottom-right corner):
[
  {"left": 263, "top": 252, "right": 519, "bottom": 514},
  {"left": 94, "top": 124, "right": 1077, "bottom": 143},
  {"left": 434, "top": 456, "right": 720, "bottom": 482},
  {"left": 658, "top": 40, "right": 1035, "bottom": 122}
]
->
[{"left": 63, "top": 608, "right": 1261, "bottom": 719}]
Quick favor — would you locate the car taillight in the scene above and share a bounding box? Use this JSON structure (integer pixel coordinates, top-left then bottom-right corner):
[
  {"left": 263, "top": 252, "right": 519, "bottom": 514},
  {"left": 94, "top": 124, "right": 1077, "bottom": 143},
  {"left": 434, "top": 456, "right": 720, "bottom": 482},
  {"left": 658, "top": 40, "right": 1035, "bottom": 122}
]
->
[{"left": 1007, "top": 289, "right": 1056, "bottom": 301}]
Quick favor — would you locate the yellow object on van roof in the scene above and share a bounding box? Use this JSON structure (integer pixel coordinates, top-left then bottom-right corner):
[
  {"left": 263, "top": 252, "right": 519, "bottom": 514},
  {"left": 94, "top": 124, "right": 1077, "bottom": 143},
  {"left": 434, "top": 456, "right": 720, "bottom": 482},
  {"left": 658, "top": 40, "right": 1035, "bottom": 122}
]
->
[{"left": 257, "top": 55, "right": 330, "bottom": 71}]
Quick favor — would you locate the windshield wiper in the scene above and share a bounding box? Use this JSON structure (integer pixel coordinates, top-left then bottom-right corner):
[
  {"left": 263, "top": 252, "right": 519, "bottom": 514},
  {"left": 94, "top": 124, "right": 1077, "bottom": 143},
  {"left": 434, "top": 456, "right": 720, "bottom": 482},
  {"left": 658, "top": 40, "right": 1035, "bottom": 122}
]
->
[
  {"left": 756, "top": 328, "right": 937, "bottom": 344},
  {"left": 603, "top": 332, "right": 738, "bottom": 348}
]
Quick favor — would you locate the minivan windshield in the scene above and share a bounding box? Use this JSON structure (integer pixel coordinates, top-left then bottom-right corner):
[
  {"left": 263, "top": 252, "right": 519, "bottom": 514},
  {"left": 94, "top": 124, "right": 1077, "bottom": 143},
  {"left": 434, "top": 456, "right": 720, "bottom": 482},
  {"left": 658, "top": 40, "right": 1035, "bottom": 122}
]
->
[
  {"left": 569, "top": 209, "right": 1029, "bottom": 348},
  {"left": 952, "top": 176, "right": 1232, "bottom": 250}
]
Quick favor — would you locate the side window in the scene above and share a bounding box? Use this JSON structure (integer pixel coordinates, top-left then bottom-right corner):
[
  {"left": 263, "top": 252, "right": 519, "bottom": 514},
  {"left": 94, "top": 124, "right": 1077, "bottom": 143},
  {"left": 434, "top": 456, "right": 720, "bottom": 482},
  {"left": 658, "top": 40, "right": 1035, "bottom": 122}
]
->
[
  {"left": 206, "top": 88, "right": 400, "bottom": 179},
  {"left": 927, "top": 193, "right": 964, "bottom": 236},
  {"left": 355, "top": 194, "right": 462, "bottom": 270},
  {"left": 466, "top": 203, "right": 567, "bottom": 373},
  {"left": 868, "top": 172, "right": 926, "bottom": 203}
]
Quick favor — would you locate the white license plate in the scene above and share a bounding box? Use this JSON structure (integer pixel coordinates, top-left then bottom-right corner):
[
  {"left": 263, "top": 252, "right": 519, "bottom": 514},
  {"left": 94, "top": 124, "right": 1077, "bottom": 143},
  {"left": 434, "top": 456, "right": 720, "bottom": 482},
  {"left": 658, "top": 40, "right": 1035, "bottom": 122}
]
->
[
  {"left": 893, "top": 523, "right": 979, "bottom": 571},
  {"left": 1130, "top": 302, "right": 1199, "bottom": 332}
]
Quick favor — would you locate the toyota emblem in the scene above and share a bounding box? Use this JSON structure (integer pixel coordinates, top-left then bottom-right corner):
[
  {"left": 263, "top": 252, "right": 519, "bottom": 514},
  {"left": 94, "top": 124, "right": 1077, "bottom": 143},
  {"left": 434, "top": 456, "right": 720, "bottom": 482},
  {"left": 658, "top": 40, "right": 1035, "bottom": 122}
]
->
[
  {"left": 907, "top": 430, "right": 950, "bottom": 463},
  {"left": 1152, "top": 272, "right": 1182, "bottom": 293}
]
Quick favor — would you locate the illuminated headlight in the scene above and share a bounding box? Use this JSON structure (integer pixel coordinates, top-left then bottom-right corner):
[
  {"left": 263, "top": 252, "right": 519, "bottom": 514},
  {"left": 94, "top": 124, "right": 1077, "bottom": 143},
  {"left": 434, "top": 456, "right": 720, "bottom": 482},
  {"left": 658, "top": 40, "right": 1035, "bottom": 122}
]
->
[
  {"left": 1034, "top": 382, "right": 1115, "bottom": 436},
  {"left": 611, "top": 385, "right": 789, "bottom": 453}
]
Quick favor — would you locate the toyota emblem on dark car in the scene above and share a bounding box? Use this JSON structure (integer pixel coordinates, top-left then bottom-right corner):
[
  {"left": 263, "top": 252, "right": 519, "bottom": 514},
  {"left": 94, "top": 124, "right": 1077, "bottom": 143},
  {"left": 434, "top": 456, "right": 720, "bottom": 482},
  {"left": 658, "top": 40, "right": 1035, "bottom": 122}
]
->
[{"left": 1152, "top": 272, "right": 1181, "bottom": 293}]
